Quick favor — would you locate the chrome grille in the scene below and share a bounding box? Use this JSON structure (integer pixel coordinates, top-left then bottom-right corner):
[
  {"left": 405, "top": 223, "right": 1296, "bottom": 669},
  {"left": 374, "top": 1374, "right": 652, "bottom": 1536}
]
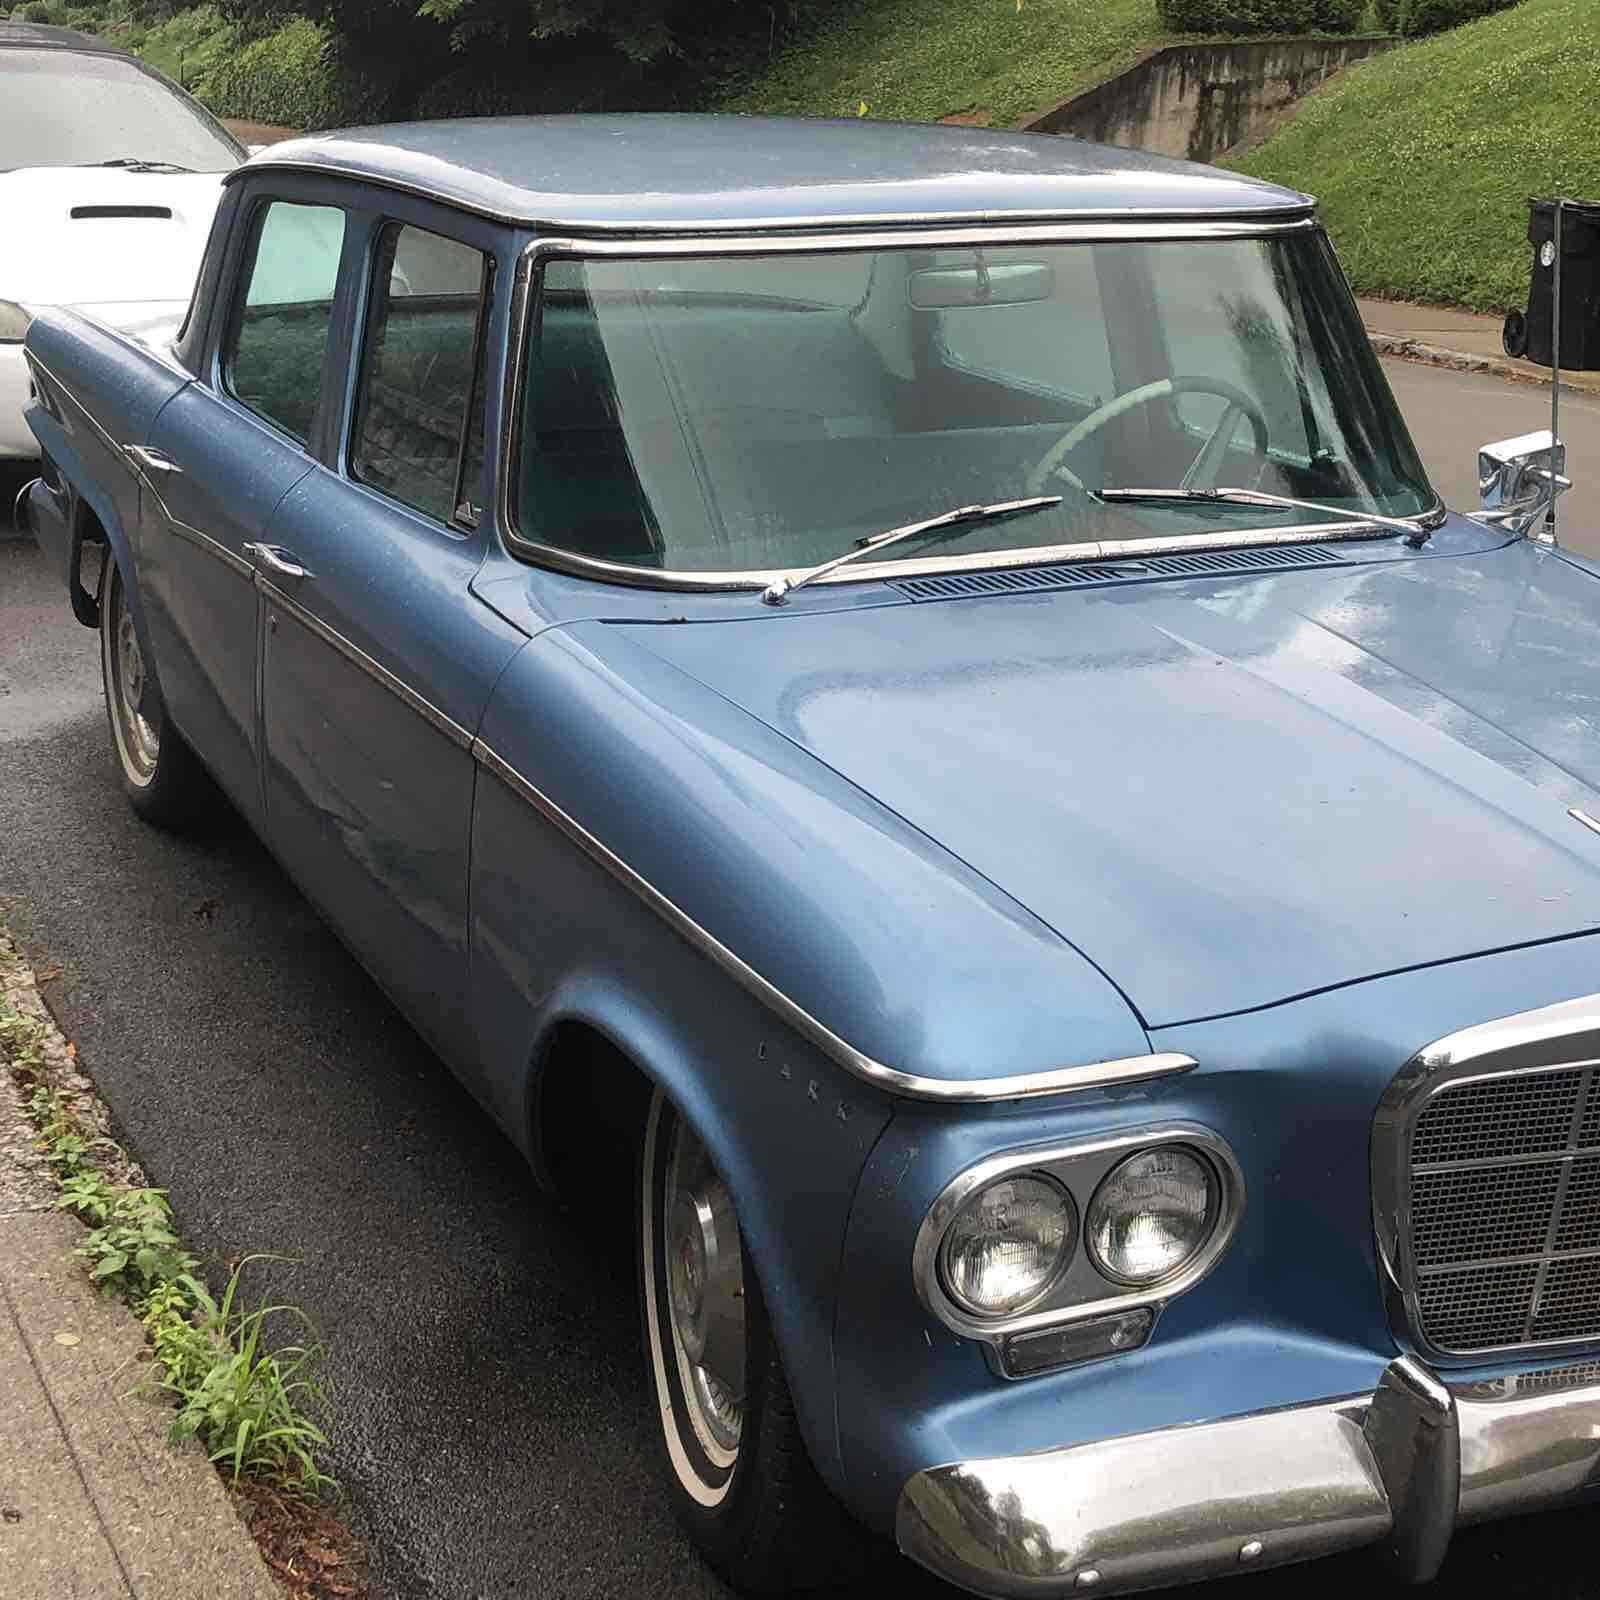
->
[{"left": 1407, "top": 1064, "right": 1600, "bottom": 1354}]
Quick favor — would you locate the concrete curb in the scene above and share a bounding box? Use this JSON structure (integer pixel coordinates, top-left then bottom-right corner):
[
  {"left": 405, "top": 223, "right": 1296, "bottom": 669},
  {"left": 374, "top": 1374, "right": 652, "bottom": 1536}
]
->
[
  {"left": 0, "top": 946, "right": 279, "bottom": 1600},
  {"left": 0, "top": 1212, "right": 282, "bottom": 1600},
  {"left": 1366, "top": 327, "right": 1600, "bottom": 397}
]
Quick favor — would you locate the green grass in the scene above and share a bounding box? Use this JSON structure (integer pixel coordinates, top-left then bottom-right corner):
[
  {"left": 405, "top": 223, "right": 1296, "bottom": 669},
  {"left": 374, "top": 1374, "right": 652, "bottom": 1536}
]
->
[
  {"left": 717, "top": 0, "right": 1168, "bottom": 128},
  {"left": 1232, "top": 0, "right": 1600, "bottom": 311}
]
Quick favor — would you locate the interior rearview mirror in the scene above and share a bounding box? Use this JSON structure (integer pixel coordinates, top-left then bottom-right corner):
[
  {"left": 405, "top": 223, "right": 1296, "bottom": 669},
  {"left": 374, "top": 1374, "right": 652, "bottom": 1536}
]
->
[
  {"left": 908, "top": 261, "right": 1053, "bottom": 309},
  {"left": 1475, "top": 430, "right": 1570, "bottom": 536}
]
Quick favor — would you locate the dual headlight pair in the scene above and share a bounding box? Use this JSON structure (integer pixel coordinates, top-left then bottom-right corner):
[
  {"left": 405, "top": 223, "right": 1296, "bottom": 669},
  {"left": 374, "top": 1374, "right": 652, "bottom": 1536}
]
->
[{"left": 939, "top": 1143, "right": 1222, "bottom": 1319}]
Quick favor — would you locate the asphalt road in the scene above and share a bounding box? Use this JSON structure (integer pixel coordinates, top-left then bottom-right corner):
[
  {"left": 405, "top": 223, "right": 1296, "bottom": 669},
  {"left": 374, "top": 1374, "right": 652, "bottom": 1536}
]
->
[{"left": 2, "top": 358, "right": 1600, "bottom": 1600}]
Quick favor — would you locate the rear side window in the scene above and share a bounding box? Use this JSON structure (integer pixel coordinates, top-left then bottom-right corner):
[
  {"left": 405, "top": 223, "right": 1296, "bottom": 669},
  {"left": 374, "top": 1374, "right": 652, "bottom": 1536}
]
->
[
  {"left": 225, "top": 200, "right": 347, "bottom": 444},
  {"left": 350, "top": 223, "right": 494, "bottom": 527}
]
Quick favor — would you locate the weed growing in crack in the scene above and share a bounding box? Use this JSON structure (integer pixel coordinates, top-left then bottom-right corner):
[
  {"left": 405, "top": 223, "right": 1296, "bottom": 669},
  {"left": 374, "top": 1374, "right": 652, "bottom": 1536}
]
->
[
  {"left": 69, "top": 1184, "right": 200, "bottom": 1297},
  {"left": 157, "top": 1262, "right": 335, "bottom": 1495},
  {"left": 1, "top": 950, "right": 336, "bottom": 1502}
]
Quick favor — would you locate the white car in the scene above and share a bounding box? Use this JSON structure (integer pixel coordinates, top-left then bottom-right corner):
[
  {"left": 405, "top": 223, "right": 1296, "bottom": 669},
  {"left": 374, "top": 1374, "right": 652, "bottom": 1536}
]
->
[{"left": 1, "top": 22, "right": 243, "bottom": 460}]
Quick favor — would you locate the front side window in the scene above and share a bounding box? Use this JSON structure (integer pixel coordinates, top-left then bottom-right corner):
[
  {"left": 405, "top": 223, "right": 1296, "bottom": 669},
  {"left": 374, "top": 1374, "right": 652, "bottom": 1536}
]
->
[
  {"left": 224, "top": 200, "right": 347, "bottom": 444},
  {"left": 350, "top": 223, "right": 494, "bottom": 525},
  {"left": 0, "top": 49, "right": 242, "bottom": 173},
  {"left": 513, "top": 236, "right": 1433, "bottom": 576}
]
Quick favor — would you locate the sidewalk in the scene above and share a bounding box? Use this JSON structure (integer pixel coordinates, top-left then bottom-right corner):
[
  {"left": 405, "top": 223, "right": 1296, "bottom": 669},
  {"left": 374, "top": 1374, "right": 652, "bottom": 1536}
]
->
[
  {"left": 1357, "top": 297, "right": 1600, "bottom": 396},
  {"left": 0, "top": 1048, "right": 277, "bottom": 1598}
]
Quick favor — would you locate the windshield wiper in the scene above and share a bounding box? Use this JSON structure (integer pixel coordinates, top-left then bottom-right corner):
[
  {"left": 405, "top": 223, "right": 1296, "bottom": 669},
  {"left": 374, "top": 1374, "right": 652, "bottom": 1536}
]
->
[
  {"left": 1095, "top": 486, "right": 1432, "bottom": 546},
  {"left": 81, "top": 157, "right": 192, "bottom": 172},
  {"left": 761, "top": 496, "right": 1062, "bottom": 606}
]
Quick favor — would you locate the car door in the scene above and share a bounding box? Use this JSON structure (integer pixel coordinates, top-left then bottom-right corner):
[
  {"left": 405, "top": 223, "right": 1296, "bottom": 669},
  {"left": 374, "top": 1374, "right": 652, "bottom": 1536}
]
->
[
  {"left": 255, "top": 203, "right": 525, "bottom": 1063},
  {"left": 136, "top": 195, "right": 349, "bottom": 826}
]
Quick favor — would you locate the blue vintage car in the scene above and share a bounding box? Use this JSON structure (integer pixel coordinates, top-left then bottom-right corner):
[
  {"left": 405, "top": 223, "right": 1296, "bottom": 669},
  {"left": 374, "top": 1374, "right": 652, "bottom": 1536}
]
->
[{"left": 17, "top": 115, "right": 1598, "bottom": 1596}]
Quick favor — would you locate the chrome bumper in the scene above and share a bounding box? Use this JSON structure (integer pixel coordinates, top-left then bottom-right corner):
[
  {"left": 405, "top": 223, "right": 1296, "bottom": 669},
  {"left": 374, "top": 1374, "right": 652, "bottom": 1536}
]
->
[{"left": 895, "top": 1355, "right": 1600, "bottom": 1597}]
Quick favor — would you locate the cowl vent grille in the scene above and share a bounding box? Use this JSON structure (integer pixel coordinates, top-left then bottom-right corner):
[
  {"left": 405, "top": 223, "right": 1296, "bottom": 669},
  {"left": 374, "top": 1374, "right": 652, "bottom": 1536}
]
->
[{"left": 889, "top": 543, "right": 1345, "bottom": 602}]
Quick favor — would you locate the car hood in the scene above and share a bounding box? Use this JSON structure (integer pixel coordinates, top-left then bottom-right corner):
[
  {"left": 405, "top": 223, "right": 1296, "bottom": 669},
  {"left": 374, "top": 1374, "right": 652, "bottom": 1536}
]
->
[
  {"left": 0, "top": 168, "right": 222, "bottom": 309},
  {"left": 624, "top": 537, "right": 1600, "bottom": 1027}
]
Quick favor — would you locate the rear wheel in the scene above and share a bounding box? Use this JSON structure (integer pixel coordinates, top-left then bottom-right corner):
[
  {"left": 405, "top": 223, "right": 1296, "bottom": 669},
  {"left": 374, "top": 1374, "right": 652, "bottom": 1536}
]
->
[
  {"left": 639, "top": 1088, "right": 865, "bottom": 1592},
  {"left": 99, "top": 559, "right": 208, "bottom": 825}
]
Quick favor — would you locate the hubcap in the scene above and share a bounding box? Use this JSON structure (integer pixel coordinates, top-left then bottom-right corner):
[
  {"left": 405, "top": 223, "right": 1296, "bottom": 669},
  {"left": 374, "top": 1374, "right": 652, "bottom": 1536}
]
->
[
  {"left": 109, "top": 587, "right": 159, "bottom": 777},
  {"left": 665, "top": 1124, "right": 746, "bottom": 1459}
]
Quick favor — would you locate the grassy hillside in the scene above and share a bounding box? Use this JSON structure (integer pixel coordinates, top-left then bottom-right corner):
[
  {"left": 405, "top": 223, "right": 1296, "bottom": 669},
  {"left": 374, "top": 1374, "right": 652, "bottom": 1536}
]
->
[
  {"left": 717, "top": 0, "right": 1167, "bottom": 128},
  {"left": 1233, "top": 0, "right": 1600, "bottom": 311}
]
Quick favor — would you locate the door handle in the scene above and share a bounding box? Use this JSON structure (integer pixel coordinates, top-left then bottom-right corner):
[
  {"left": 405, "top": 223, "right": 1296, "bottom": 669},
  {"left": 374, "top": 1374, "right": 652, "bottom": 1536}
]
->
[
  {"left": 243, "top": 543, "right": 312, "bottom": 582},
  {"left": 123, "top": 444, "right": 183, "bottom": 477}
]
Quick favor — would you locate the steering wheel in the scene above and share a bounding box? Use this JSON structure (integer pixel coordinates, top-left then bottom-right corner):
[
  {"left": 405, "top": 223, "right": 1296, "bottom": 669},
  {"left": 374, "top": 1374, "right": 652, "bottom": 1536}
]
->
[{"left": 1026, "top": 376, "right": 1271, "bottom": 497}]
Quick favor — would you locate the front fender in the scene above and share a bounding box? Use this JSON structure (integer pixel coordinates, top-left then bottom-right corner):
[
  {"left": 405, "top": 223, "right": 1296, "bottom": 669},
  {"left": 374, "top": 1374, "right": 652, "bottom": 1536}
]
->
[{"left": 469, "top": 763, "right": 893, "bottom": 1500}]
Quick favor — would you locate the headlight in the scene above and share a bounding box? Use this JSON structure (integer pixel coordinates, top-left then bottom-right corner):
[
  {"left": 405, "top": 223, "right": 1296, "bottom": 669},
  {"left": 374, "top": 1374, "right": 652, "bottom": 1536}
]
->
[
  {"left": 1086, "top": 1146, "right": 1218, "bottom": 1286},
  {"left": 939, "top": 1173, "right": 1075, "bottom": 1317},
  {"left": 0, "top": 301, "right": 31, "bottom": 344}
]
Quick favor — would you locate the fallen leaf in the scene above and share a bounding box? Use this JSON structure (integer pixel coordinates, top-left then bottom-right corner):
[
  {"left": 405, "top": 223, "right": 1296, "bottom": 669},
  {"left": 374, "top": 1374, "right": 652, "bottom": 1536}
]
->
[
  {"left": 53, "top": 1332, "right": 80, "bottom": 1347},
  {"left": 304, "top": 1542, "right": 341, "bottom": 1566}
]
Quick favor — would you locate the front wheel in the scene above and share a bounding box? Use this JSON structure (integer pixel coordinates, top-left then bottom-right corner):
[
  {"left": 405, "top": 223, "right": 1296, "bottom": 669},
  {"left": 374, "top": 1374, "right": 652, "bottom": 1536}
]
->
[
  {"left": 639, "top": 1088, "right": 865, "bottom": 1592},
  {"left": 99, "top": 559, "right": 208, "bottom": 826}
]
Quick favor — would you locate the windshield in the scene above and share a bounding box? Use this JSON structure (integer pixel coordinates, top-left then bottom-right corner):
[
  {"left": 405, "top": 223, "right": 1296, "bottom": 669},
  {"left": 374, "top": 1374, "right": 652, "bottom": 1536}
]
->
[
  {"left": 0, "top": 49, "right": 242, "bottom": 172},
  {"left": 513, "top": 233, "right": 1434, "bottom": 575}
]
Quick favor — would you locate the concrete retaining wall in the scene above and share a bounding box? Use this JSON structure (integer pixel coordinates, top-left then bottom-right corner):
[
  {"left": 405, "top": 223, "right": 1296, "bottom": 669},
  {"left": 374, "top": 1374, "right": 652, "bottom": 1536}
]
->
[{"left": 1024, "top": 36, "right": 1396, "bottom": 165}]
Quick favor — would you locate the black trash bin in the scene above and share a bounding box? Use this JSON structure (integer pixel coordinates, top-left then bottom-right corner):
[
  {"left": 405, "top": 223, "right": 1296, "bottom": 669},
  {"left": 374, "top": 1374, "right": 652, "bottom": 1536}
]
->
[{"left": 1503, "top": 197, "right": 1600, "bottom": 369}]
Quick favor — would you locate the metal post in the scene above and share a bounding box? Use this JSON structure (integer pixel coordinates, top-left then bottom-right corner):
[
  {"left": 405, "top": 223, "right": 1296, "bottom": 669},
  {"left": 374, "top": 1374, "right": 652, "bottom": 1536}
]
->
[{"left": 1545, "top": 198, "right": 1564, "bottom": 542}]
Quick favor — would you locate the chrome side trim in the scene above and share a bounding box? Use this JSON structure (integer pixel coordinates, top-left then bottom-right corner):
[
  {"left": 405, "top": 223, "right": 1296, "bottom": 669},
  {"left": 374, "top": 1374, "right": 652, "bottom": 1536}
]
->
[
  {"left": 166, "top": 515, "right": 254, "bottom": 579},
  {"left": 26, "top": 351, "right": 129, "bottom": 467},
  {"left": 1569, "top": 806, "right": 1600, "bottom": 837},
  {"left": 227, "top": 159, "right": 1317, "bottom": 235},
  {"left": 896, "top": 1355, "right": 1600, "bottom": 1597},
  {"left": 910, "top": 1123, "right": 1244, "bottom": 1363},
  {"left": 493, "top": 225, "right": 1442, "bottom": 592},
  {"left": 471, "top": 739, "right": 1195, "bottom": 1104},
  {"left": 27, "top": 353, "right": 255, "bottom": 587},
  {"left": 1372, "top": 992, "right": 1600, "bottom": 1366},
  {"left": 257, "top": 576, "right": 474, "bottom": 752}
]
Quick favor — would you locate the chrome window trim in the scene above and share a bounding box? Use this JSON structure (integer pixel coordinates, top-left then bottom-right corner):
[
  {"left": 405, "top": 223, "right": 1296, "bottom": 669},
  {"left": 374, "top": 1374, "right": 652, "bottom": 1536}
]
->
[
  {"left": 494, "top": 222, "right": 1443, "bottom": 591},
  {"left": 910, "top": 1123, "right": 1245, "bottom": 1372},
  {"left": 257, "top": 575, "right": 475, "bottom": 752},
  {"left": 1373, "top": 993, "right": 1600, "bottom": 1367},
  {"left": 471, "top": 739, "right": 1195, "bottom": 1105}
]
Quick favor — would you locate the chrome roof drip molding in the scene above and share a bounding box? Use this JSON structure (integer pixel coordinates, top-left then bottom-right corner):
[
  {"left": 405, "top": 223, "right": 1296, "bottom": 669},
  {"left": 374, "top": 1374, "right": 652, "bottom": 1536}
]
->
[
  {"left": 227, "top": 155, "right": 1319, "bottom": 235},
  {"left": 494, "top": 226, "right": 1441, "bottom": 591},
  {"left": 470, "top": 739, "right": 1196, "bottom": 1104}
]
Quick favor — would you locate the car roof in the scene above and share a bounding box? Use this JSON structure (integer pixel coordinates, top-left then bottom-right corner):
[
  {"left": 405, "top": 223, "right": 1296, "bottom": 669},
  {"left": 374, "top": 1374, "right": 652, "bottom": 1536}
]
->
[
  {"left": 238, "top": 114, "right": 1315, "bottom": 235},
  {"left": 0, "top": 20, "right": 126, "bottom": 54}
]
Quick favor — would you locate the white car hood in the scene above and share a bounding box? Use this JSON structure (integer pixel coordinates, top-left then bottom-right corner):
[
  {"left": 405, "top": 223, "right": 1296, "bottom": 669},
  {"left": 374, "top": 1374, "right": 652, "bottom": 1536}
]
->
[{"left": 2, "top": 167, "right": 223, "bottom": 310}]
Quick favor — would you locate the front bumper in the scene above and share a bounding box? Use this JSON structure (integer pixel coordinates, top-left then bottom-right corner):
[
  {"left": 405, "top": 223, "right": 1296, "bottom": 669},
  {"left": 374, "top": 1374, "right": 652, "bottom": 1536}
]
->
[{"left": 896, "top": 1355, "right": 1600, "bottom": 1596}]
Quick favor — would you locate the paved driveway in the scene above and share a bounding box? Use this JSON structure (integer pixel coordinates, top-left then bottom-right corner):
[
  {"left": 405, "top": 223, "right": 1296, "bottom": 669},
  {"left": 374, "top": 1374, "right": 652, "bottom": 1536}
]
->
[{"left": 2, "top": 360, "right": 1598, "bottom": 1599}]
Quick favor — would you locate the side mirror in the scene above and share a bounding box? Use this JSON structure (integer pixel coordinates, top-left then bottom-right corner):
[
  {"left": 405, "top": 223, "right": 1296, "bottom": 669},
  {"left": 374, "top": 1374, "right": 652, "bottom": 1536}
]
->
[{"left": 1474, "top": 430, "right": 1570, "bottom": 536}]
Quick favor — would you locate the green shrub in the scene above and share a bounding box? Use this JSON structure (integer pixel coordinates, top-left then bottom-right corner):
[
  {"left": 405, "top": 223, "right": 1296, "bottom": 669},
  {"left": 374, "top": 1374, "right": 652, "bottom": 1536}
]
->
[
  {"left": 1373, "top": 0, "right": 1519, "bottom": 33},
  {"left": 1157, "top": 0, "right": 1362, "bottom": 29},
  {"left": 198, "top": 16, "right": 343, "bottom": 128},
  {"left": 121, "top": 6, "right": 240, "bottom": 94}
]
